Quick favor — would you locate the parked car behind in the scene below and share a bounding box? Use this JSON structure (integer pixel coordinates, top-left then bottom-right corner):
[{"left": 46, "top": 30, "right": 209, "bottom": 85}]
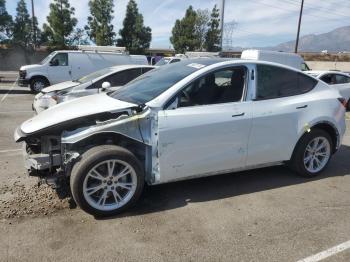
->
[
  {"left": 15, "top": 59, "right": 346, "bottom": 217},
  {"left": 155, "top": 56, "right": 185, "bottom": 66},
  {"left": 241, "top": 49, "right": 310, "bottom": 71},
  {"left": 33, "top": 65, "right": 156, "bottom": 114},
  {"left": 305, "top": 70, "right": 350, "bottom": 109},
  {"left": 19, "top": 46, "right": 148, "bottom": 93}
]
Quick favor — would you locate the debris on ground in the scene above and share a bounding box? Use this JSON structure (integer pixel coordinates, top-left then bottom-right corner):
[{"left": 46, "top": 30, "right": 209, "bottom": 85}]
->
[{"left": 0, "top": 183, "right": 71, "bottom": 219}]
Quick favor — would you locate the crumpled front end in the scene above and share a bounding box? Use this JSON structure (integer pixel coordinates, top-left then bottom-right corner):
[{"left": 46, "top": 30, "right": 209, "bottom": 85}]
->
[
  {"left": 15, "top": 127, "right": 67, "bottom": 189},
  {"left": 14, "top": 103, "right": 154, "bottom": 189}
]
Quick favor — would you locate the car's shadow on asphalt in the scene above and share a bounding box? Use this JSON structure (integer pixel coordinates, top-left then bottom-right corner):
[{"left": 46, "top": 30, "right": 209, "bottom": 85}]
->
[
  {"left": 96, "top": 145, "right": 350, "bottom": 220},
  {"left": 0, "top": 89, "right": 32, "bottom": 95}
]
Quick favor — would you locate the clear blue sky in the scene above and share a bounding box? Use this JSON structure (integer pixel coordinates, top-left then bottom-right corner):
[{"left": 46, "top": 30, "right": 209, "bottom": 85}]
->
[{"left": 5, "top": 0, "right": 350, "bottom": 48}]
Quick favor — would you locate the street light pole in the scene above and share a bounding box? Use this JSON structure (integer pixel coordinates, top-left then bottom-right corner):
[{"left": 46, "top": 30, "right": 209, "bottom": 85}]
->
[
  {"left": 31, "top": 0, "right": 36, "bottom": 48},
  {"left": 294, "top": 0, "right": 304, "bottom": 53},
  {"left": 220, "top": 0, "right": 225, "bottom": 50}
]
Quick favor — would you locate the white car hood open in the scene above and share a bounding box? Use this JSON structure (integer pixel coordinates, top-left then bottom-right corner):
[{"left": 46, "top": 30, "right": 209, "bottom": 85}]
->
[
  {"left": 21, "top": 93, "right": 137, "bottom": 134},
  {"left": 42, "top": 81, "right": 80, "bottom": 93}
]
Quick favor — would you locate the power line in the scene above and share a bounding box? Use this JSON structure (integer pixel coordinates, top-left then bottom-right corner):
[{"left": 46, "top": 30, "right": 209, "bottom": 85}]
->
[
  {"left": 249, "top": 0, "right": 350, "bottom": 22},
  {"left": 280, "top": 0, "right": 350, "bottom": 20}
]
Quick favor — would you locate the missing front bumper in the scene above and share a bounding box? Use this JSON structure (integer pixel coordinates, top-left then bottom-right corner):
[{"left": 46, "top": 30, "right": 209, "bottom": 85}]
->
[{"left": 24, "top": 152, "right": 61, "bottom": 177}]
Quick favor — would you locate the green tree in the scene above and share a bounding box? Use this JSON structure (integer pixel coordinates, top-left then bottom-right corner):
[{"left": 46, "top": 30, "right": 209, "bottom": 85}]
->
[
  {"left": 170, "top": 6, "right": 199, "bottom": 53},
  {"left": 85, "top": 0, "right": 115, "bottom": 46},
  {"left": 205, "top": 5, "right": 221, "bottom": 52},
  {"left": 0, "top": 0, "right": 13, "bottom": 39},
  {"left": 117, "top": 0, "right": 152, "bottom": 54},
  {"left": 13, "top": 0, "right": 32, "bottom": 47},
  {"left": 31, "top": 16, "right": 43, "bottom": 47},
  {"left": 67, "top": 27, "right": 90, "bottom": 46},
  {"left": 195, "top": 9, "right": 210, "bottom": 51},
  {"left": 44, "top": 0, "right": 77, "bottom": 48}
]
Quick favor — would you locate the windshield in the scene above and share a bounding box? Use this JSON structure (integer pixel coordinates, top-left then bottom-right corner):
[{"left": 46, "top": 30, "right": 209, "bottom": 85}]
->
[
  {"left": 75, "top": 67, "right": 115, "bottom": 84},
  {"left": 155, "top": 57, "right": 172, "bottom": 66},
  {"left": 109, "top": 60, "right": 217, "bottom": 104},
  {"left": 40, "top": 52, "right": 56, "bottom": 65}
]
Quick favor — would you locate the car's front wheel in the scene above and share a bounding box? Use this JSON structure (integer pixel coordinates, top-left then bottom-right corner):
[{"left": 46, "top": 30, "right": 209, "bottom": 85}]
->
[
  {"left": 290, "top": 129, "right": 333, "bottom": 177},
  {"left": 70, "top": 145, "right": 144, "bottom": 217}
]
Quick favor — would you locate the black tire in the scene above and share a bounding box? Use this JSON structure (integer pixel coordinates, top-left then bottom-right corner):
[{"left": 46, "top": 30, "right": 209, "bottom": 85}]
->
[
  {"left": 70, "top": 145, "right": 144, "bottom": 217},
  {"left": 290, "top": 129, "right": 333, "bottom": 177},
  {"left": 30, "top": 77, "right": 49, "bottom": 93}
]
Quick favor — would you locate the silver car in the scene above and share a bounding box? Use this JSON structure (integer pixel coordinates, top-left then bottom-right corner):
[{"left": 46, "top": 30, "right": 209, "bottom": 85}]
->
[{"left": 33, "top": 65, "right": 156, "bottom": 113}]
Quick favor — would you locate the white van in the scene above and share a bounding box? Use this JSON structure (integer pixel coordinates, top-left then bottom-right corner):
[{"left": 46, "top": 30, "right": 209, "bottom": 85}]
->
[
  {"left": 241, "top": 49, "right": 310, "bottom": 71},
  {"left": 18, "top": 46, "right": 148, "bottom": 92}
]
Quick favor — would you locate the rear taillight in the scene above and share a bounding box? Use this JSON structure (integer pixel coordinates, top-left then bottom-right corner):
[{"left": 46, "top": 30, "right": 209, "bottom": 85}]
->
[{"left": 338, "top": 98, "right": 347, "bottom": 108}]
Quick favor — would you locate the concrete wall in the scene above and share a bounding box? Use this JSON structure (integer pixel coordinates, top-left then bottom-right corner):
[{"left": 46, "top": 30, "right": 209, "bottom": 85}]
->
[
  {"left": 0, "top": 47, "right": 49, "bottom": 71},
  {"left": 306, "top": 61, "right": 350, "bottom": 72}
]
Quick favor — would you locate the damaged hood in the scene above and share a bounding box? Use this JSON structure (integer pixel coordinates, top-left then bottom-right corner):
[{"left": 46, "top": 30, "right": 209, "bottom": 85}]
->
[
  {"left": 20, "top": 93, "right": 137, "bottom": 135},
  {"left": 41, "top": 81, "right": 80, "bottom": 93}
]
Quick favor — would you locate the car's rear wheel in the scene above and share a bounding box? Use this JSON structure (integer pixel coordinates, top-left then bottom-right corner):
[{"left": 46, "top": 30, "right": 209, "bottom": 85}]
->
[
  {"left": 290, "top": 129, "right": 333, "bottom": 177},
  {"left": 30, "top": 77, "right": 49, "bottom": 93},
  {"left": 70, "top": 145, "right": 144, "bottom": 217}
]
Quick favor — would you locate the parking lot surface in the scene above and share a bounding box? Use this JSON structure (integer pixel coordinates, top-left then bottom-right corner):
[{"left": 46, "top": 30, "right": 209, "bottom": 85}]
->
[{"left": 0, "top": 84, "right": 349, "bottom": 262}]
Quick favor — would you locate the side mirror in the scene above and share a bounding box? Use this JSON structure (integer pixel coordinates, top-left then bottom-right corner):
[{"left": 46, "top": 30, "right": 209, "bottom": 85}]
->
[
  {"left": 50, "top": 59, "right": 59, "bottom": 66},
  {"left": 101, "top": 82, "right": 111, "bottom": 92}
]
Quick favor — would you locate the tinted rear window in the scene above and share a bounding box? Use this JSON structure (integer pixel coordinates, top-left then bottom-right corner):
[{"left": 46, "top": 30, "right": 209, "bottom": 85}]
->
[{"left": 256, "top": 65, "right": 317, "bottom": 100}]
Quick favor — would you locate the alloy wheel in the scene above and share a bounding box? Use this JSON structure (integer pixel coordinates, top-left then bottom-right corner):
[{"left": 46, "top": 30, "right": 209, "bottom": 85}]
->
[
  {"left": 303, "top": 136, "right": 331, "bottom": 173},
  {"left": 83, "top": 159, "right": 137, "bottom": 211}
]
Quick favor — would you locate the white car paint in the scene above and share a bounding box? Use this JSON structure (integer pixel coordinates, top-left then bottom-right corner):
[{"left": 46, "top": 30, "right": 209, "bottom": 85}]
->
[
  {"left": 241, "top": 49, "right": 309, "bottom": 71},
  {"left": 17, "top": 59, "right": 346, "bottom": 183},
  {"left": 32, "top": 65, "right": 156, "bottom": 114},
  {"left": 305, "top": 70, "right": 350, "bottom": 102},
  {"left": 19, "top": 50, "right": 148, "bottom": 88},
  {"left": 22, "top": 93, "right": 137, "bottom": 134}
]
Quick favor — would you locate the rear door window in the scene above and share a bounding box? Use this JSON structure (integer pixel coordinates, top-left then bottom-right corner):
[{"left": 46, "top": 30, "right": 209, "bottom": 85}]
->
[
  {"left": 102, "top": 68, "right": 142, "bottom": 87},
  {"left": 256, "top": 65, "right": 317, "bottom": 100},
  {"left": 335, "top": 74, "right": 350, "bottom": 84},
  {"left": 320, "top": 74, "right": 334, "bottom": 85}
]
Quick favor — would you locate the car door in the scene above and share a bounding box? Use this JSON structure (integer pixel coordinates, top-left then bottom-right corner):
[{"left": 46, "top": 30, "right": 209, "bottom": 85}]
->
[
  {"left": 246, "top": 64, "right": 318, "bottom": 166},
  {"left": 47, "top": 53, "right": 72, "bottom": 84},
  {"left": 157, "top": 66, "right": 253, "bottom": 184}
]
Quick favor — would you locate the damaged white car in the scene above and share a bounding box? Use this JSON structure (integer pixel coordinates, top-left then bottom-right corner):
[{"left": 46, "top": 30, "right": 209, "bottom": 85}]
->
[{"left": 15, "top": 59, "right": 346, "bottom": 217}]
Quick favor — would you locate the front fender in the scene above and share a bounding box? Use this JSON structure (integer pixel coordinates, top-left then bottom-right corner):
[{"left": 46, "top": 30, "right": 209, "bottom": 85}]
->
[
  {"left": 61, "top": 110, "right": 152, "bottom": 145},
  {"left": 27, "top": 72, "right": 49, "bottom": 81}
]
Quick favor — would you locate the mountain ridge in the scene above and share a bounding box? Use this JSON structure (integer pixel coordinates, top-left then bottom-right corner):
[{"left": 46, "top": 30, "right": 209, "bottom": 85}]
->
[{"left": 225, "top": 26, "right": 350, "bottom": 52}]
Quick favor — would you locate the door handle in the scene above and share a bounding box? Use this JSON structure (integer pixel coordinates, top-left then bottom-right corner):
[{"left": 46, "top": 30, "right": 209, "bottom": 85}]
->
[
  {"left": 232, "top": 113, "right": 245, "bottom": 117},
  {"left": 296, "top": 105, "right": 308, "bottom": 109}
]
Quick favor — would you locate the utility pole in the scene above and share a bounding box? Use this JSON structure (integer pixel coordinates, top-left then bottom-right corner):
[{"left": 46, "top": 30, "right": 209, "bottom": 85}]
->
[
  {"left": 294, "top": 0, "right": 304, "bottom": 53},
  {"left": 220, "top": 0, "right": 226, "bottom": 50},
  {"left": 31, "top": 0, "right": 36, "bottom": 48}
]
